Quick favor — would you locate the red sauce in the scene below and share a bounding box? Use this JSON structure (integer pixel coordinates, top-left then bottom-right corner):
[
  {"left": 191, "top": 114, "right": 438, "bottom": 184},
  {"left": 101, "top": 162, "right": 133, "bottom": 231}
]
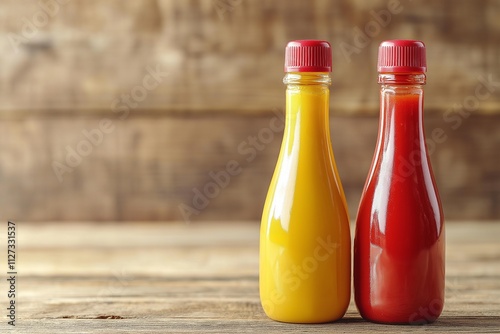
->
[{"left": 354, "top": 91, "right": 445, "bottom": 324}]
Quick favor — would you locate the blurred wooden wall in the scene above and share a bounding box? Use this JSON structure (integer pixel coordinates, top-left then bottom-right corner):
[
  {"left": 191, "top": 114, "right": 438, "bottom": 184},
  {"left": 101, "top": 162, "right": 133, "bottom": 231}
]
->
[{"left": 0, "top": 0, "right": 499, "bottom": 222}]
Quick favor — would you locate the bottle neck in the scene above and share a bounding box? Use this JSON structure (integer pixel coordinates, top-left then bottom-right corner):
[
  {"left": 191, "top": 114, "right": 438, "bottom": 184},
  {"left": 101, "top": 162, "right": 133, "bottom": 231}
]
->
[
  {"left": 375, "top": 72, "right": 427, "bottom": 169},
  {"left": 283, "top": 72, "right": 331, "bottom": 144},
  {"left": 378, "top": 73, "right": 426, "bottom": 85},
  {"left": 283, "top": 72, "right": 331, "bottom": 86}
]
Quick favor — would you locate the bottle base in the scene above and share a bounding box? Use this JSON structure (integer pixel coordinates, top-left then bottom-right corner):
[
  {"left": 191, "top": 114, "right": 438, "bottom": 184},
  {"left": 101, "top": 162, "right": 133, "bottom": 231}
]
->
[
  {"left": 358, "top": 310, "right": 441, "bottom": 325},
  {"left": 361, "top": 318, "right": 440, "bottom": 325},
  {"left": 262, "top": 305, "right": 348, "bottom": 324},
  {"left": 264, "top": 314, "right": 345, "bottom": 324}
]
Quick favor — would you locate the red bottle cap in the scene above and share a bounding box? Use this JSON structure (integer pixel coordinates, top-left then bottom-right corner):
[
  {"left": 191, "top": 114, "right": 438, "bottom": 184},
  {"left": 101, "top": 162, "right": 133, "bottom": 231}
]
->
[
  {"left": 377, "top": 40, "right": 427, "bottom": 73},
  {"left": 284, "top": 40, "right": 332, "bottom": 73}
]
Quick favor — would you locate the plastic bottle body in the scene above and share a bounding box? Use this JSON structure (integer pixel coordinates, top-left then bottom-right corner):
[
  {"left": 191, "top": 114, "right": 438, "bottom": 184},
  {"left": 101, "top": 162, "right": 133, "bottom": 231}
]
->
[
  {"left": 260, "top": 73, "right": 351, "bottom": 323},
  {"left": 354, "top": 73, "right": 445, "bottom": 324}
]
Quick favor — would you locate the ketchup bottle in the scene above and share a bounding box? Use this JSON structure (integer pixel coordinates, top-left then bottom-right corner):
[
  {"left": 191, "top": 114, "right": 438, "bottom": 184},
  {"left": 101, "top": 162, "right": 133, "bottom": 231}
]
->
[
  {"left": 260, "top": 40, "right": 350, "bottom": 323},
  {"left": 354, "top": 40, "right": 445, "bottom": 324}
]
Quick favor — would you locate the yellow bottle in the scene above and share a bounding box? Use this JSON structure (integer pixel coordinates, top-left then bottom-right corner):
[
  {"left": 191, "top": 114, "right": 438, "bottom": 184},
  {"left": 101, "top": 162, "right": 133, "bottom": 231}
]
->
[{"left": 260, "top": 40, "right": 351, "bottom": 323}]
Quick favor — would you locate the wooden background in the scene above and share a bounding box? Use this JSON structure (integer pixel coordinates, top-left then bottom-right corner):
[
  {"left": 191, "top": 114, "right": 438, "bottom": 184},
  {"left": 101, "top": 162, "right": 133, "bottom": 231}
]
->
[{"left": 0, "top": 0, "right": 499, "bottom": 222}]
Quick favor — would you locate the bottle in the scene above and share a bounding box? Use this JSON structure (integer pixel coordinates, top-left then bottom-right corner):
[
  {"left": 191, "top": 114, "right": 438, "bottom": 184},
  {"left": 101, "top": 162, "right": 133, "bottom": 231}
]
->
[
  {"left": 354, "top": 40, "right": 445, "bottom": 324},
  {"left": 259, "top": 40, "right": 351, "bottom": 324}
]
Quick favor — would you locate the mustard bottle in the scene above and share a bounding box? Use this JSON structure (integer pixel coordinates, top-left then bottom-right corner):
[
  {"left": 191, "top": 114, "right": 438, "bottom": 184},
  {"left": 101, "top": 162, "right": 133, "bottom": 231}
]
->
[{"left": 260, "top": 40, "right": 351, "bottom": 323}]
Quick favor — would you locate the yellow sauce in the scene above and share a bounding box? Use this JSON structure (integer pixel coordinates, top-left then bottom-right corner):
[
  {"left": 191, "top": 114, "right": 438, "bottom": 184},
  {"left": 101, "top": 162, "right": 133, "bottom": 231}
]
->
[{"left": 260, "top": 73, "right": 351, "bottom": 323}]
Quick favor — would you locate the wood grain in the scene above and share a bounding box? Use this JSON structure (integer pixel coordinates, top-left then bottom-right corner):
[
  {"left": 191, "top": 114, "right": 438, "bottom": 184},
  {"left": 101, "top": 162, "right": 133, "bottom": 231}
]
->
[
  {"left": 0, "top": 0, "right": 499, "bottom": 113},
  {"left": 1, "top": 113, "right": 499, "bottom": 222},
  {"left": 1, "top": 0, "right": 500, "bottom": 222},
  {"left": 6, "top": 221, "right": 500, "bottom": 333}
]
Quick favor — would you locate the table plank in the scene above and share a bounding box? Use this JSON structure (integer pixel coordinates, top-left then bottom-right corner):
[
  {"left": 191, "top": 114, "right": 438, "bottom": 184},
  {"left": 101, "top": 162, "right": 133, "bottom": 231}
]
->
[{"left": 6, "top": 222, "right": 500, "bottom": 333}]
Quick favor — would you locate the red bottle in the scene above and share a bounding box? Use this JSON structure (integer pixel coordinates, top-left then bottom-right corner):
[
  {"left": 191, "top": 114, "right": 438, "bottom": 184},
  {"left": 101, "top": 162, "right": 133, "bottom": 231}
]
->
[{"left": 354, "top": 40, "right": 445, "bottom": 324}]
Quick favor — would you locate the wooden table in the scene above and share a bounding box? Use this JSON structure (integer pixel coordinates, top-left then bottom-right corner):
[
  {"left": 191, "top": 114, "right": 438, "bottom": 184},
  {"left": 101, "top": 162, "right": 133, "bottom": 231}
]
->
[{"left": 8, "top": 222, "right": 500, "bottom": 333}]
